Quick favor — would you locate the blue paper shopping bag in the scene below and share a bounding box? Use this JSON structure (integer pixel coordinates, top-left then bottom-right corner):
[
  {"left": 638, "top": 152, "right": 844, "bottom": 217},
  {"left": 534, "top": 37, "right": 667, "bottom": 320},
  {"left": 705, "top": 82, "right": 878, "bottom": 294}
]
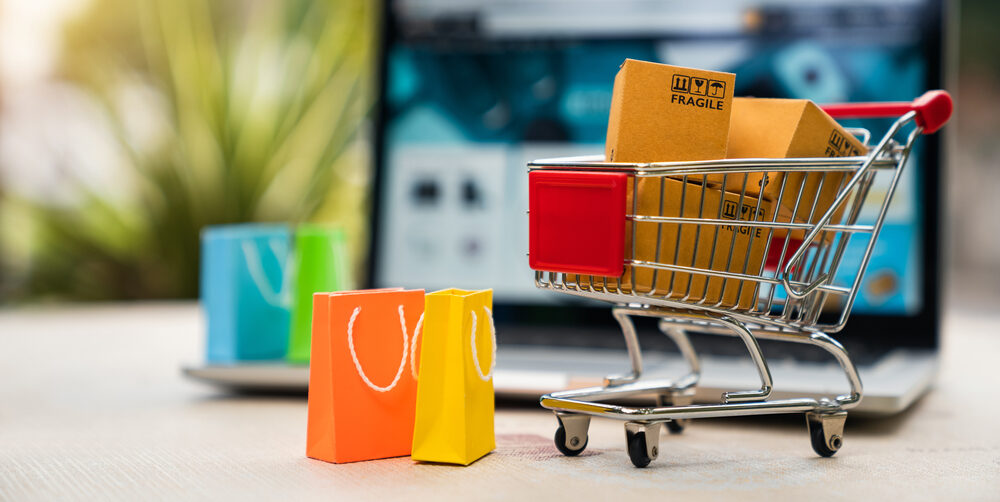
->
[{"left": 201, "top": 224, "right": 293, "bottom": 362}]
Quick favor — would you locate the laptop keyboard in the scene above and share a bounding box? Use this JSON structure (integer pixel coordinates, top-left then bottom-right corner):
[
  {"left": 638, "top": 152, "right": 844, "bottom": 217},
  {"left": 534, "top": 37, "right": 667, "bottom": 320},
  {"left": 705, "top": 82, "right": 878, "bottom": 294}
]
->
[
  {"left": 497, "top": 317, "right": 887, "bottom": 369},
  {"left": 687, "top": 336, "right": 883, "bottom": 367}
]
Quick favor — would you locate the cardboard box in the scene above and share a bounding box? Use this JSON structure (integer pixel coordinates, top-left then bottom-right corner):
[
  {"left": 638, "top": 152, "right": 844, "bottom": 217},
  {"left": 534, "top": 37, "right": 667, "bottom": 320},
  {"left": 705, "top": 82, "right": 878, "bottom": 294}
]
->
[
  {"left": 723, "top": 98, "right": 869, "bottom": 240},
  {"left": 570, "top": 177, "right": 771, "bottom": 310},
  {"left": 605, "top": 59, "right": 735, "bottom": 163}
]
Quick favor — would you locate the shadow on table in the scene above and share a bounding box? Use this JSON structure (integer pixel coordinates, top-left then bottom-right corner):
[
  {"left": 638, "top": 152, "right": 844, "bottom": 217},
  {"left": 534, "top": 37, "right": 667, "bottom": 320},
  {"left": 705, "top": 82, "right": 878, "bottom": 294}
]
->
[{"left": 188, "top": 386, "right": 929, "bottom": 439}]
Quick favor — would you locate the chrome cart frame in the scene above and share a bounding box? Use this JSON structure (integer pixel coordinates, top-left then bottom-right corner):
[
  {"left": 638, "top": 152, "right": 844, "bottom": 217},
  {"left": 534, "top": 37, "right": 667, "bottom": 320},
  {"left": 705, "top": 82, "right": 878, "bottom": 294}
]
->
[{"left": 528, "top": 92, "right": 952, "bottom": 467}]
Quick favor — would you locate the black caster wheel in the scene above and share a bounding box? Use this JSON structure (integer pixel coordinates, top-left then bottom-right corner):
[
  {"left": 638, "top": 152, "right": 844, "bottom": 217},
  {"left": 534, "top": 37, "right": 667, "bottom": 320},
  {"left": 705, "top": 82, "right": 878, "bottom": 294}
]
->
[
  {"left": 809, "top": 422, "right": 841, "bottom": 457},
  {"left": 806, "top": 411, "right": 846, "bottom": 458},
  {"left": 554, "top": 425, "right": 588, "bottom": 456},
  {"left": 626, "top": 430, "right": 653, "bottom": 468},
  {"left": 656, "top": 392, "right": 693, "bottom": 435},
  {"left": 666, "top": 420, "right": 687, "bottom": 434}
]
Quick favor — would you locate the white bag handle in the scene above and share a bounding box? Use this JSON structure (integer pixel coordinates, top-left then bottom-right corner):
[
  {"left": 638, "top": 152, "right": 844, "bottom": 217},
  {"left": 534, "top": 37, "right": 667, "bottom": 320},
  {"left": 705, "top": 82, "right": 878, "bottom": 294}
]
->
[
  {"left": 241, "top": 238, "right": 292, "bottom": 308},
  {"left": 347, "top": 305, "right": 412, "bottom": 393},
  {"left": 469, "top": 307, "right": 496, "bottom": 382},
  {"left": 410, "top": 313, "right": 424, "bottom": 381},
  {"left": 331, "top": 240, "right": 352, "bottom": 290}
]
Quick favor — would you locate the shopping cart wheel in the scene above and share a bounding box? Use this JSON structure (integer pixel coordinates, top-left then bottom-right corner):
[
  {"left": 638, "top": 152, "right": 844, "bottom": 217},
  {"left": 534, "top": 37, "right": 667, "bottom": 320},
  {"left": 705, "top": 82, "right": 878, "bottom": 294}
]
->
[
  {"left": 666, "top": 420, "right": 686, "bottom": 434},
  {"left": 805, "top": 411, "right": 848, "bottom": 458},
  {"left": 624, "top": 422, "right": 662, "bottom": 468},
  {"left": 657, "top": 392, "right": 694, "bottom": 434},
  {"left": 554, "top": 413, "right": 590, "bottom": 457}
]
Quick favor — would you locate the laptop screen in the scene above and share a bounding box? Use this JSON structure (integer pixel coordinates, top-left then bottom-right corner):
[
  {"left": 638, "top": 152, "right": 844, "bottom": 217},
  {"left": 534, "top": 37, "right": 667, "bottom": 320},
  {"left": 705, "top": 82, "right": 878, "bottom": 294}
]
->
[{"left": 372, "top": 0, "right": 944, "bottom": 346}]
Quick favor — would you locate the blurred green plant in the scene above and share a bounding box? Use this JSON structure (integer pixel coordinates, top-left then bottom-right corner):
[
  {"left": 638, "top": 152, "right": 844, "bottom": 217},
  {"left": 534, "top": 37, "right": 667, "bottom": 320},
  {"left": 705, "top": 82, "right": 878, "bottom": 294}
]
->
[{"left": 0, "top": 0, "right": 374, "bottom": 301}]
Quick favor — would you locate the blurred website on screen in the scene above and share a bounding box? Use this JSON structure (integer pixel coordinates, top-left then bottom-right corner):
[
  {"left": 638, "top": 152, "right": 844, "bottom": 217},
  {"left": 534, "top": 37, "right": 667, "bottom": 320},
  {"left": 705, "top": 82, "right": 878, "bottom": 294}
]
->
[{"left": 377, "top": 0, "right": 935, "bottom": 314}]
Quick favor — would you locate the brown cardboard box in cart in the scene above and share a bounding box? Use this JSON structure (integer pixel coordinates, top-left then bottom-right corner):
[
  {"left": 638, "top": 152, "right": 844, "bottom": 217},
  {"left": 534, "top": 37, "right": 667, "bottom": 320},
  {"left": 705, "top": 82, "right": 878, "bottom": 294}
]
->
[
  {"left": 723, "top": 98, "right": 869, "bottom": 240},
  {"left": 570, "top": 177, "right": 772, "bottom": 310},
  {"left": 579, "top": 60, "right": 768, "bottom": 309},
  {"left": 605, "top": 59, "right": 735, "bottom": 163}
]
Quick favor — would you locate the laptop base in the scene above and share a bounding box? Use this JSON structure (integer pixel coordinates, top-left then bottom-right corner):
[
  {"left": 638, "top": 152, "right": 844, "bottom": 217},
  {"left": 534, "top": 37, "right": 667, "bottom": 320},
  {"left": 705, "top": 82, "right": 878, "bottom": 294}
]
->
[{"left": 183, "top": 346, "right": 935, "bottom": 416}]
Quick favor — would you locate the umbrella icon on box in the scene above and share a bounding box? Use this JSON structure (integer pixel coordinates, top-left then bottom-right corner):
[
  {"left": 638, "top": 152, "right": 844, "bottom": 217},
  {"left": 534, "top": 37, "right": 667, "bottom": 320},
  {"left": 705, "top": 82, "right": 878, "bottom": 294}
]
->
[{"left": 708, "top": 81, "right": 726, "bottom": 97}]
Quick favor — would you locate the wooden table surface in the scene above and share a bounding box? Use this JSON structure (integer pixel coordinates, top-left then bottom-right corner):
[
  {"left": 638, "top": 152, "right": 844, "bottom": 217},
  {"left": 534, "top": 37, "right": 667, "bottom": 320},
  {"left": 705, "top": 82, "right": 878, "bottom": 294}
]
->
[{"left": 1, "top": 301, "right": 998, "bottom": 501}]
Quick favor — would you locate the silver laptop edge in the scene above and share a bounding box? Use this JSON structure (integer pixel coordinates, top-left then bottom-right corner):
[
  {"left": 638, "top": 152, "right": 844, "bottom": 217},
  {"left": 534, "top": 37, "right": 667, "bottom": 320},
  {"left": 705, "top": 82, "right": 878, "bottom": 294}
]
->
[{"left": 183, "top": 346, "right": 936, "bottom": 416}]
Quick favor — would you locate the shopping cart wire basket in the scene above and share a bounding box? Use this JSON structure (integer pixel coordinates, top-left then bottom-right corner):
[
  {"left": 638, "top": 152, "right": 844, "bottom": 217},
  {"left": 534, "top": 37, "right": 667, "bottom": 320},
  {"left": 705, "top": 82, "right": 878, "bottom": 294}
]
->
[{"left": 527, "top": 90, "right": 952, "bottom": 467}]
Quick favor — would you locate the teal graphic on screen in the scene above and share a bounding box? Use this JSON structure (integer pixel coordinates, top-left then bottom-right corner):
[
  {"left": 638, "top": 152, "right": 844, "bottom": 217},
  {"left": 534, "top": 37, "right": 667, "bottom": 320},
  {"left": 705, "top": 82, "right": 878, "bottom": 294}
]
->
[{"left": 379, "top": 20, "right": 927, "bottom": 315}]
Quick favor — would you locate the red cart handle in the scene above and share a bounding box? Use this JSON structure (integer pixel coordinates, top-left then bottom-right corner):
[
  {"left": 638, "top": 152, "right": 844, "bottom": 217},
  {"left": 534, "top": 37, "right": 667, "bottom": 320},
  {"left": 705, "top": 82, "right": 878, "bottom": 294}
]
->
[{"left": 821, "top": 90, "right": 953, "bottom": 134}]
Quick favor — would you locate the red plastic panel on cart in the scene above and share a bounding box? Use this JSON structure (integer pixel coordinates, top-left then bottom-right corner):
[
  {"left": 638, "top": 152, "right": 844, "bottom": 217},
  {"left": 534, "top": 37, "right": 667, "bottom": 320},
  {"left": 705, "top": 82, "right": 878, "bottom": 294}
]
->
[
  {"left": 765, "top": 237, "right": 805, "bottom": 270},
  {"left": 529, "top": 170, "right": 627, "bottom": 277}
]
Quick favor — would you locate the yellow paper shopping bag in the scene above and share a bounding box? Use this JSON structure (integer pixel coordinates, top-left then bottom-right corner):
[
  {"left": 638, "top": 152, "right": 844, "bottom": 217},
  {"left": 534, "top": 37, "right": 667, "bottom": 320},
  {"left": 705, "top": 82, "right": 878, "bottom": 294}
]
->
[{"left": 411, "top": 289, "right": 496, "bottom": 465}]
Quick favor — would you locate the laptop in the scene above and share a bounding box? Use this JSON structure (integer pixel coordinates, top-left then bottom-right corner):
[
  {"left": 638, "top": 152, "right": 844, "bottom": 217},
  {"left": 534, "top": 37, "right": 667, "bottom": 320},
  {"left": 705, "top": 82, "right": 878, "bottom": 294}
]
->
[{"left": 186, "top": 0, "right": 949, "bottom": 415}]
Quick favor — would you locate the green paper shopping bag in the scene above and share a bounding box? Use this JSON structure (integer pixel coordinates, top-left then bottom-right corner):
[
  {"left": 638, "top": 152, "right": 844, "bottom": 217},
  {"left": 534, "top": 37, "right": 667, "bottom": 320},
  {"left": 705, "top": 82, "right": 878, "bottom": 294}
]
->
[
  {"left": 411, "top": 289, "right": 496, "bottom": 465},
  {"left": 287, "top": 225, "right": 350, "bottom": 363}
]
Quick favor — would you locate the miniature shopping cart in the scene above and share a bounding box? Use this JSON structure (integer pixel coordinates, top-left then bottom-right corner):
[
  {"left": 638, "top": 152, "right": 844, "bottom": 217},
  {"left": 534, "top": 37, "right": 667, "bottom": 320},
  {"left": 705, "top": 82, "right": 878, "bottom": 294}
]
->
[{"left": 527, "top": 91, "right": 952, "bottom": 467}]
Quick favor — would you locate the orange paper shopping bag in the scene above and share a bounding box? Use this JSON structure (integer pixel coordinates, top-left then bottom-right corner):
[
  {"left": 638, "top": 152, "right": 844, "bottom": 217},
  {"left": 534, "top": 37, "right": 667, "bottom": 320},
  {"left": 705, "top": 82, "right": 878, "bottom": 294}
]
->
[{"left": 306, "top": 288, "right": 425, "bottom": 463}]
